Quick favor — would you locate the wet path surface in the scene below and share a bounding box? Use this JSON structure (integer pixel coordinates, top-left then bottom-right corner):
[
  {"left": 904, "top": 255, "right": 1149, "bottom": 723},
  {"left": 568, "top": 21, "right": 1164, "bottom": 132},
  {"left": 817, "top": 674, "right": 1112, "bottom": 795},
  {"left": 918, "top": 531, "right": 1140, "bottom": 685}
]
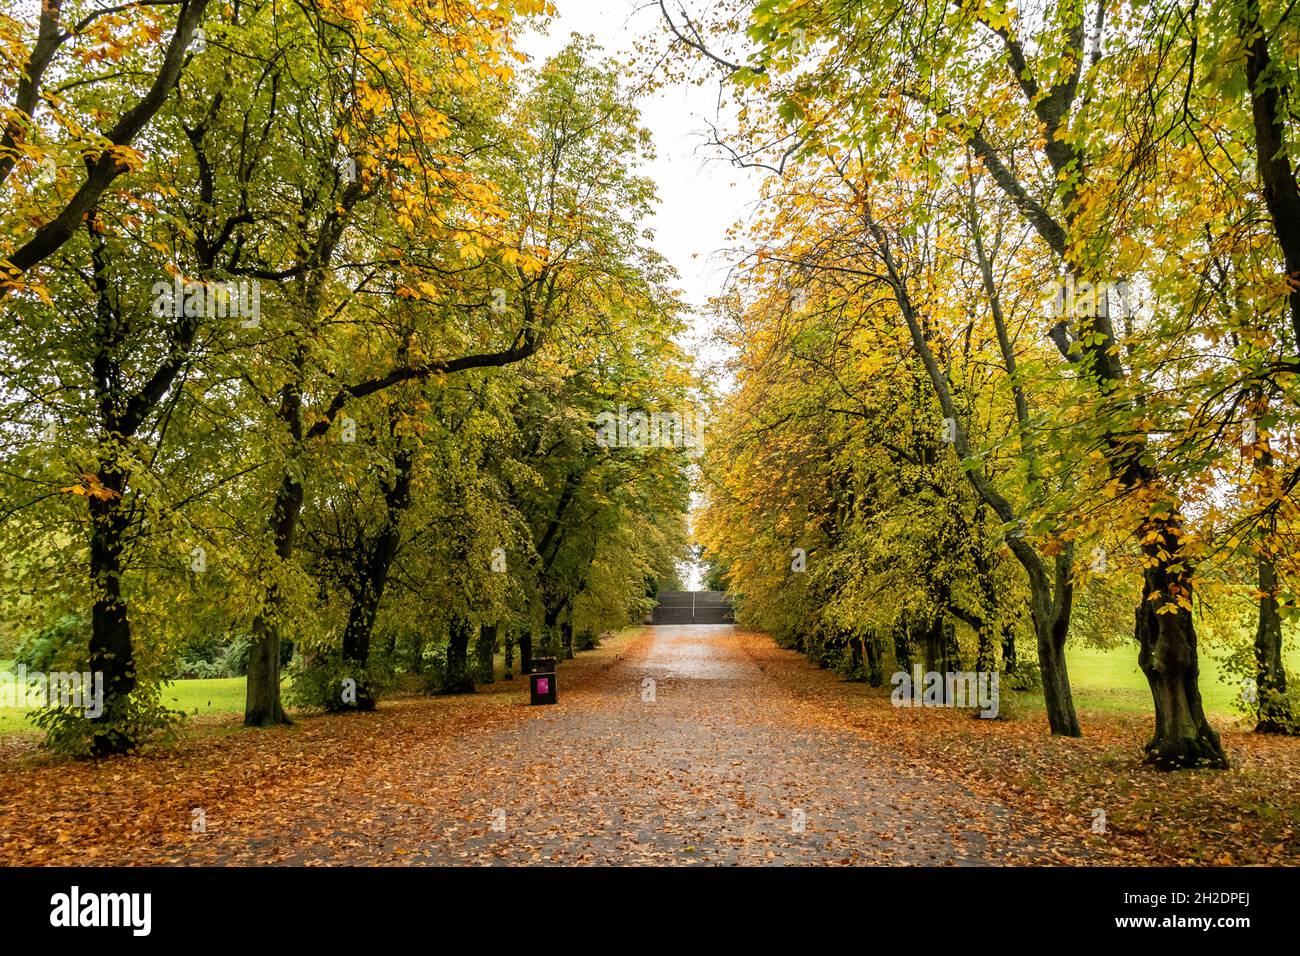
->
[{"left": 215, "top": 626, "right": 1075, "bottom": 865}]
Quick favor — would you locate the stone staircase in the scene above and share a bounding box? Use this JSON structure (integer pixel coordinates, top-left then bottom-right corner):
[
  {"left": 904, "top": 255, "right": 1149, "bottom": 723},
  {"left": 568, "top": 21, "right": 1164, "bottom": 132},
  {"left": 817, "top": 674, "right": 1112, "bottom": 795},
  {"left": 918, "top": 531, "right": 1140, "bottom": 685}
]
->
[{"left": 650, "top": 590, "right": 734, "bottom": 625}]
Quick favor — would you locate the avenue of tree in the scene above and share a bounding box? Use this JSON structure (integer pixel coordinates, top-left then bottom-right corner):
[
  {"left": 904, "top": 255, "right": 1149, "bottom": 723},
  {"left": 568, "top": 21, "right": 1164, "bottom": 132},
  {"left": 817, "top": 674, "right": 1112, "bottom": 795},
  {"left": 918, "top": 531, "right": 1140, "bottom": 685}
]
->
[
  {"left": 2, "top": 0, "right": 1298, "bottom": 776},
  {"left": 0, "top": 1, "right": 691, "bottom": 755},
  {"left": 671, "top": 0, "right": 1300, "bottom": 768}
]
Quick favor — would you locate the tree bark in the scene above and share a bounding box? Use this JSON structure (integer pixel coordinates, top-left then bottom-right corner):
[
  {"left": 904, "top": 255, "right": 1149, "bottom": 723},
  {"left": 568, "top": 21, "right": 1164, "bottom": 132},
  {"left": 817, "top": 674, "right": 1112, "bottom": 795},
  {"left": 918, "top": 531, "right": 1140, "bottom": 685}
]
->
[
  {"left": 1134, "top": 519, "right": 1228, "bottom": 768},
  {"left": 847, "top": 632, "right": 864, "bottom": 681},
  {"left": 1035, "top": 594, "right": 1079, "bottom": 737},
  {"left": 475, "top": 623, "right": 498, "bottom": 684},
  {"left": 519, "top": 630, "right": 533, "bottom": 675},
  {"left": 244, "top": 472, "right": 300, "bottom": 727},
  {"left": 1242, "top": 0, "right": 1300, "bottom": 350},
  {"left": 442, "top": 616, "right": 475, "bottom": 694},
  {"left": 335, "top": 442, "right": 415, "bottom": 711},
  {"left": 864, "top": 631, "right": 884, "bottom": 687},
  {"left": 1246, "top": 415, "right": 1293, "bottom": 733},
  {"left": 1254, "top": 551, "right": 1291, "bottom": 733},
  {"left": 560, "top": 601, "right": 574, "bottom": 660},
  {"left": 541, "top": 603, "right": 564, "bottom": 658},
  {"left": 86, "top": 462, "right": 136, "bottom": 756},
  {"left": 892, "top": 622, "right": 911, "bottom": 673},
  {"left": 921, "top": 619, "right": 941, "bottom": 678},
  {"left": 1001, "top": 624, "right": 1018, "bottom": 675}
]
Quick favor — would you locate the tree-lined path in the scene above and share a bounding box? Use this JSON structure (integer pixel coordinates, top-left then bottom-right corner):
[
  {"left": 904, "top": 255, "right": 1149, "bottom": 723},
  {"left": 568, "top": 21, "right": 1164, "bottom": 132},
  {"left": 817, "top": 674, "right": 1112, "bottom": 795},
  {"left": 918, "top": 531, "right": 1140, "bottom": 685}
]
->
[
  {"left": 0, "top": 625, "right": 1104, "bottom": 865},
  {"left": 3, "top": 0, "right": 1300, "bottom": 882}
]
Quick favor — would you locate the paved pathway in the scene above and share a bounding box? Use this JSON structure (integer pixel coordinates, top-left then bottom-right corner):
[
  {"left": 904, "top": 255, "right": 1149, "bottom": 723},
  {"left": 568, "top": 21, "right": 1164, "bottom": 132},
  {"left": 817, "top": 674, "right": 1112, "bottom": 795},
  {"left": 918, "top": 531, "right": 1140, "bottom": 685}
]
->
[{"left": 224, "top": 625, "right": 1077, "bottom": 865}]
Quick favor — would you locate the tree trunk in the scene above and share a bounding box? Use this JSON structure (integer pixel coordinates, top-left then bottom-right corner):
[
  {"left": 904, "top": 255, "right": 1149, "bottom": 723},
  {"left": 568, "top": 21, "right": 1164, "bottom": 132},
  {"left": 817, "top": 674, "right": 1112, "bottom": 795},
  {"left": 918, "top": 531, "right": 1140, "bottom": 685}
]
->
[
  {"left": 337, "top": 602, "right": 378, "bottom": 711},
  {"left": 892, "top": 622, "right": 911, "bottom": 673},
  {"left": 475, "top": 623, "right": 497, "bottom": 684},
  {"left": 541, "top": 604, "right": 563, "bottom": 658},
  {"left": 921, "top": 617, "right": 961, "bottom": 703},
  {"left": 503, "top": 628, "right": 515, "bottom": 680},
  {"left": 245, "top": 472, "right": 301, "bottom": 727},
  {"left": 975, "top": 626, "right": 996, "bottom": 675},
  {"left": 1134, "top": 522, "right": 1228, "bottom": 768},
  {"left": 560, "top": 606, "right": 574, "bottom": 660},
  {"left": 942, "top": 617, "right": 961, "bottom": 674},
  {"left": 1035, "top": 605, "right": 1079, "bottom": 737},
  {"left": 922, "top": 620, "right": 940, "bottom": 677},
  {"left": 336, "top": 442, "right": 415, "bottom": 711},
  {"left": 847, "top": 633, "right": 864, "bottom": 681},
  {"left": 1254, "top": 551, "right": 1291, "bottom": 732},
  {"left": 1249, "top": 426, "right": 1292, "bottom": 733},
  {"left": 519, "top": 630, "right": 533, "bottom": 675},
  {"left": 1001, "top": 624, "right": 1018, "bottom": 675},
  {"left": 442, "top": 616, "right": 475, "bottom": 694},
  {"left": 864, "top": 632, "right": 884, "bottom": 687},
  {"left": 86, "top": 462, "right": 136, "bottom": 756},
  {"left": 1242, "top": 0, "right": 1300, "bottom": 351},
  {"left": 245, "top": 602, "right": 291, "bottom": 726}
]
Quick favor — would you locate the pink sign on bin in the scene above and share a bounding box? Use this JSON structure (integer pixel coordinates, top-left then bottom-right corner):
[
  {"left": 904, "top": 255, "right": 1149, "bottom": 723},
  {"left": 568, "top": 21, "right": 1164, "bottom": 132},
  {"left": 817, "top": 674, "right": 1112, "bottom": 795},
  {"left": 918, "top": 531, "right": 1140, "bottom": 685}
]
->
[{"left": 537, "top": 678, "right": 549, "bottom": 694}]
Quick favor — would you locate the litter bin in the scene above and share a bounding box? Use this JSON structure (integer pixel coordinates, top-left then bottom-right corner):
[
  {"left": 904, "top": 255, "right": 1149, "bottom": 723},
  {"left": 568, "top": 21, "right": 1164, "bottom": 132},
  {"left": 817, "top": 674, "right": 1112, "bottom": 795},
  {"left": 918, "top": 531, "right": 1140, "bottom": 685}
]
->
[{"left": 529, "top": 657, "right": 557, "bottom": 705}]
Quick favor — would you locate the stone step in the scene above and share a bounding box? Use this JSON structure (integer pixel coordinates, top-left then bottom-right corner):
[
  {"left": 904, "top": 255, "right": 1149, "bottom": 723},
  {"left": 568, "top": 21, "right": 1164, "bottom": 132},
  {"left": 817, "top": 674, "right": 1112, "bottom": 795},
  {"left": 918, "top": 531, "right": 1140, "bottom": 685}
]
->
[{"left": 649, "top": 591, "right": 734, "bottom": 624}]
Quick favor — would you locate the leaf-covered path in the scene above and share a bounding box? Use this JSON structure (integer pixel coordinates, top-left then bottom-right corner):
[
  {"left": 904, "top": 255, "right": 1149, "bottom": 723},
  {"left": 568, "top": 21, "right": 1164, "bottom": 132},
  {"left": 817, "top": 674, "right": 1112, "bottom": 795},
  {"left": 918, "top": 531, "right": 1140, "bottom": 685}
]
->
[
  {"left": 2, "top": 626, "right": 1107, "bottom": 865},
  {"left": 363, "top": 624, "right": 1095, "bottom": 865}
]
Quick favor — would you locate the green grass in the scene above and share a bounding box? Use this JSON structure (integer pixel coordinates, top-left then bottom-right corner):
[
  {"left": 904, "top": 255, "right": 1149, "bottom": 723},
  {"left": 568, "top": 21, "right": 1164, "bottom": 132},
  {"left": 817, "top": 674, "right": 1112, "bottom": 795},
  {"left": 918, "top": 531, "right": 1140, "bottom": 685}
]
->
[
  {"left": 0, "top": 641, "right": 552, "bottom": 735},
  {"left": 1025, "top": 643, "right": 1300, "bottom": 720},
  {"left": 0, "top": 663, "right": 253, "bottom": 735},
  {"left": 1, "top": 639, "right": 1295, "bottom": 736},
  {"left": 158, "top": 676, "right": 252, "bottom": 717}
]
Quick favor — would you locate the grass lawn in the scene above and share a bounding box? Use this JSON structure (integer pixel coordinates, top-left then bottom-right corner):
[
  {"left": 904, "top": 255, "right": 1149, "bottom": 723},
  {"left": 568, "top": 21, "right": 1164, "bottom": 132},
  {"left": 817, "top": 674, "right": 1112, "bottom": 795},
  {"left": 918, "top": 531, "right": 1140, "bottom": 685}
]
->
[
  {"left": 0, "top": 664, "right": 254, "bottom": 735},
  {"left": 2, "top": 641, "right": 1295, "bottom": 737},
  {"left": 0, "top": 648, "right": 525, "bottom": 735},
  {"left": 1025, "top": 643, "right": 1300, "bottom": 721}
]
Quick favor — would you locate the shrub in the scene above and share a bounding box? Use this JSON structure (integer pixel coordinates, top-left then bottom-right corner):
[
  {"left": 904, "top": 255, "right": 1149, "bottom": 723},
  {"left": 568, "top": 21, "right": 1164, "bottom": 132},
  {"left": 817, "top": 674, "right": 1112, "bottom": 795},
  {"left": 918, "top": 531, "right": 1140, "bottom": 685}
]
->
[
  {"left": 288, "top": 654, "right": 393, "bottom": 712},
  {"left": 172, "top": 633, "right": 229, "bottom": 679},
  {"left": 15, "top": 613, "right": 90, "bottom": 673},
  {"left": 31, "top": 684, "right": 184, "bottom": 758},
  {"left": 1219, "top": 641, "right": 1300, "bottom": 733},
  {"left": 16, "top": 613, "right": 186, "bottom": 756}
]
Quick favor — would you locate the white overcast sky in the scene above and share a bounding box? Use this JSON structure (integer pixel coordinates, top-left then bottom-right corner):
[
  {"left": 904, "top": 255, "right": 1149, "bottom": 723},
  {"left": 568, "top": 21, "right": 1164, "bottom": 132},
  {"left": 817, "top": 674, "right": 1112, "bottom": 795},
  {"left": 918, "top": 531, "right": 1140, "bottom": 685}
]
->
[
  {"left": 519, "top": 2, "right": 762, "bottom": 592},
  {"left": 516, "top": 0, "right": 763, "bottom": 331}
]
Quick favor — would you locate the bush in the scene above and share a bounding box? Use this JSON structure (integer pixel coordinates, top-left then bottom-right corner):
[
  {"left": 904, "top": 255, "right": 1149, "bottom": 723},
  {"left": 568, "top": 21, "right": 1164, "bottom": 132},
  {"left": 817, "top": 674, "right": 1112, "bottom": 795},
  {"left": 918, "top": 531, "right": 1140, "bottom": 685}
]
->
[
  {"left": 288, "top": 654, "right": 393, "bottom": 711},
  {"left": 31, "top": 682, "right": 184, "bottom": 758},
  {"left": 174, "top": 658, "right": 228, "bottom": 680},
  {"left": 15, "top": 613, "right": 185, "bottom": 756},
  {"left": 1219, "top": 641, "right": 1300, "bottom": 733},
  {"left": 221, "top": 635, "right": 251, "bottom": 676},
  {"left": 15, "top": 613, "right": 90, "bottom": 673},
  {"left": 172, "top": 633, "right": 228, "bottom": 679}
]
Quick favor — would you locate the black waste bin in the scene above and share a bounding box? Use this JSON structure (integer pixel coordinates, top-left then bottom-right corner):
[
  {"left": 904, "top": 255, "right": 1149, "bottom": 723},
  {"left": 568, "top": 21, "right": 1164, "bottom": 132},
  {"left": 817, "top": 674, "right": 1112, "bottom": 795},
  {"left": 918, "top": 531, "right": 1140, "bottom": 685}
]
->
[{"left": 529, "top": 657, "right": 557, "bottom": 705}]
